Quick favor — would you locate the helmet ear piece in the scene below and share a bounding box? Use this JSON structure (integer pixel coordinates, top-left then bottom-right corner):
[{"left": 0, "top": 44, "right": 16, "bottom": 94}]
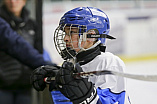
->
[{"left": 86, "top": 29, "right": 99, "bottom": 43}]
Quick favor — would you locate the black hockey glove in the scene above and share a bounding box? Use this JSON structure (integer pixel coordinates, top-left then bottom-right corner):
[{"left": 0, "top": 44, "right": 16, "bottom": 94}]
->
[
  {"left": 30, "top": 65, "right": 59, "bottom": 91},
  {"left": 55, "top": 61, "right": 97, "bottom": 104}
]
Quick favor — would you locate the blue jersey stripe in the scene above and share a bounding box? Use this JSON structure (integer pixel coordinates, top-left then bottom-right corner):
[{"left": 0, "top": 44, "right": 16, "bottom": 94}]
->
[{"left": 51, "top": 88, "right": 126, "bottom": 104}]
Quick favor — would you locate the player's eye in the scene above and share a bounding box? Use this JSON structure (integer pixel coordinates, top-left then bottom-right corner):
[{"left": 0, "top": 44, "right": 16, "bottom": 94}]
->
[
  {"left": 65, "top": 30, "right": 78, "bottom": 36},
  {"left": 70, "top": 31, "right": 75, "bottom": 34},
  {"left": 68, "top": 31, "right": 77, "bottom": 36}
]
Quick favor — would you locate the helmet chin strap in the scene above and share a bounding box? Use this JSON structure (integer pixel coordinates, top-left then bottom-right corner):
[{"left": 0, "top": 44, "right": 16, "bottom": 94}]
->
[
  {"left": 84, "top": 40, "right": 101, "bottom": 51},
  {"left": 78, "top": 36, "right": 101, "bottom": 52}
]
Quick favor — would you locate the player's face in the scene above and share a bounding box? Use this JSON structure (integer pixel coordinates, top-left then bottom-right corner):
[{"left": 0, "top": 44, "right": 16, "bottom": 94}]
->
[{"left": 64, "top": 26, "right": 92, "bottom": 52}]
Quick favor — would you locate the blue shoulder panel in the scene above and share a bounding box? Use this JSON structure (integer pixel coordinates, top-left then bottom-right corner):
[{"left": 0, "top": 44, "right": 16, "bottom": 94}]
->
[{"left": 97, "top": 88, "right": 125, "bottom": 104}]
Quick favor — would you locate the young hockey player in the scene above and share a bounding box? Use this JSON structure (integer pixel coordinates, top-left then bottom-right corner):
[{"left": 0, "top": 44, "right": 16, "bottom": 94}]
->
[{"left": 31, "top": 7, "right": 131, "bottom": 104}]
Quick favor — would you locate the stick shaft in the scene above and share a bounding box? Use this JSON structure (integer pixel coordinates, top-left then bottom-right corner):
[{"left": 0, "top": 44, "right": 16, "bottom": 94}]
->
[{"left": 45, "top": 70, "right": 157, "bottom": 82}]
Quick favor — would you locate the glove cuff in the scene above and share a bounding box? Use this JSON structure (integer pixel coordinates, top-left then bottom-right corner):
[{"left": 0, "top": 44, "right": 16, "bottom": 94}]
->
[{"left": 72, "top": 86, "right": 97, "bottom": 104}]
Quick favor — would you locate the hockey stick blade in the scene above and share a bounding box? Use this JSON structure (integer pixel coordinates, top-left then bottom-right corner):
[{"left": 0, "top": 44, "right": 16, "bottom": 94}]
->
[{"left": 45, "top": 70, "right": 157, "bottom": 83}]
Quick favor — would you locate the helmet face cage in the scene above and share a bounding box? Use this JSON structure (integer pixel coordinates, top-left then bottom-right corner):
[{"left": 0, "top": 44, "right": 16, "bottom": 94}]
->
[{"left": 54, "top": 24, "right": 87, "bottom": 60}]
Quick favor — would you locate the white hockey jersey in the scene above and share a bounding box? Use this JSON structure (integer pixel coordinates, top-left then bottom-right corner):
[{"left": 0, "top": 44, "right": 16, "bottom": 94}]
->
[
  {"left": 51, "top": 52, "right": 131, "bottom": 104},
  {"left": 81, "top": 52, "right": 131, "bottom": 104}
]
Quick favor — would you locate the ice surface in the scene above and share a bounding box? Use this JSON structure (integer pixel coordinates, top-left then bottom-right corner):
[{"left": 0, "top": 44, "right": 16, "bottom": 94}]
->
[{"left": 125, "top": 60, "right": 157, "bottom": 104}]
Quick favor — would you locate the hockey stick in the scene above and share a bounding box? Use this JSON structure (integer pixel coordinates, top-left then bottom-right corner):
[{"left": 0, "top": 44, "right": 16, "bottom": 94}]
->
[{"left": 44, "top": 70, "right": 157, "bottom": 83}]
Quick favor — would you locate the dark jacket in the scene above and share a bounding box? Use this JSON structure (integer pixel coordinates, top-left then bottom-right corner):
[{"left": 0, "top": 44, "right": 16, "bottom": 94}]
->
[
  {"left": 0, "top": 5, "right": 40, "bottom": 89},
  {"left": 0, "top": 17, "right": 46, "bottom": 69}
]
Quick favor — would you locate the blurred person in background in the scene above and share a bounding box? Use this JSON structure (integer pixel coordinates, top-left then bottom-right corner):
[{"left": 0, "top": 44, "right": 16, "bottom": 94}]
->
[
  {"left": 0, "top": 16, "right": 52, "bottom": 71},
  {"left": 0, "top": 0, "right": 51, "bottom": 104}
]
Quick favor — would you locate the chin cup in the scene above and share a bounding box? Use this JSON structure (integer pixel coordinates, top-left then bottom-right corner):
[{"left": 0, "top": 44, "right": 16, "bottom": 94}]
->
[{"left": 61, "top": 47, "right": 77, "bottom": 60}]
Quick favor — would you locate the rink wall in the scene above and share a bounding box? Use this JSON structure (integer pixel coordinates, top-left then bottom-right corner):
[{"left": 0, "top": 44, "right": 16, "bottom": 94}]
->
[{"left": 42, "top": 1, "right": 157, "bottom": 64}]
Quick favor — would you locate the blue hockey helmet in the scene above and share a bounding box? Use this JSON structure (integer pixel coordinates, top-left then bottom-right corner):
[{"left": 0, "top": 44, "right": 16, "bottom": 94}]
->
[{"left": 54, "top": 7, "right": 115, "bottom": 60}]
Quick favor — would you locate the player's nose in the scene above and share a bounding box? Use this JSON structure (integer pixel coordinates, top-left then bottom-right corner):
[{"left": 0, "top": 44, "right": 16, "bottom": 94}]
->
[{"left": 64, "top": 35, "right": 70, "bottom": 42}]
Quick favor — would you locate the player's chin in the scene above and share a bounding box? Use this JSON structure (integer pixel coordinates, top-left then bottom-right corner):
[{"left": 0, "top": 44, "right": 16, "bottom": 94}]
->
[
  {"left": 66, "top": 46, "right": 78, "bottom": 52},
  {"left": 66, "top": 45, "right": 72, "bottom": 48}
]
